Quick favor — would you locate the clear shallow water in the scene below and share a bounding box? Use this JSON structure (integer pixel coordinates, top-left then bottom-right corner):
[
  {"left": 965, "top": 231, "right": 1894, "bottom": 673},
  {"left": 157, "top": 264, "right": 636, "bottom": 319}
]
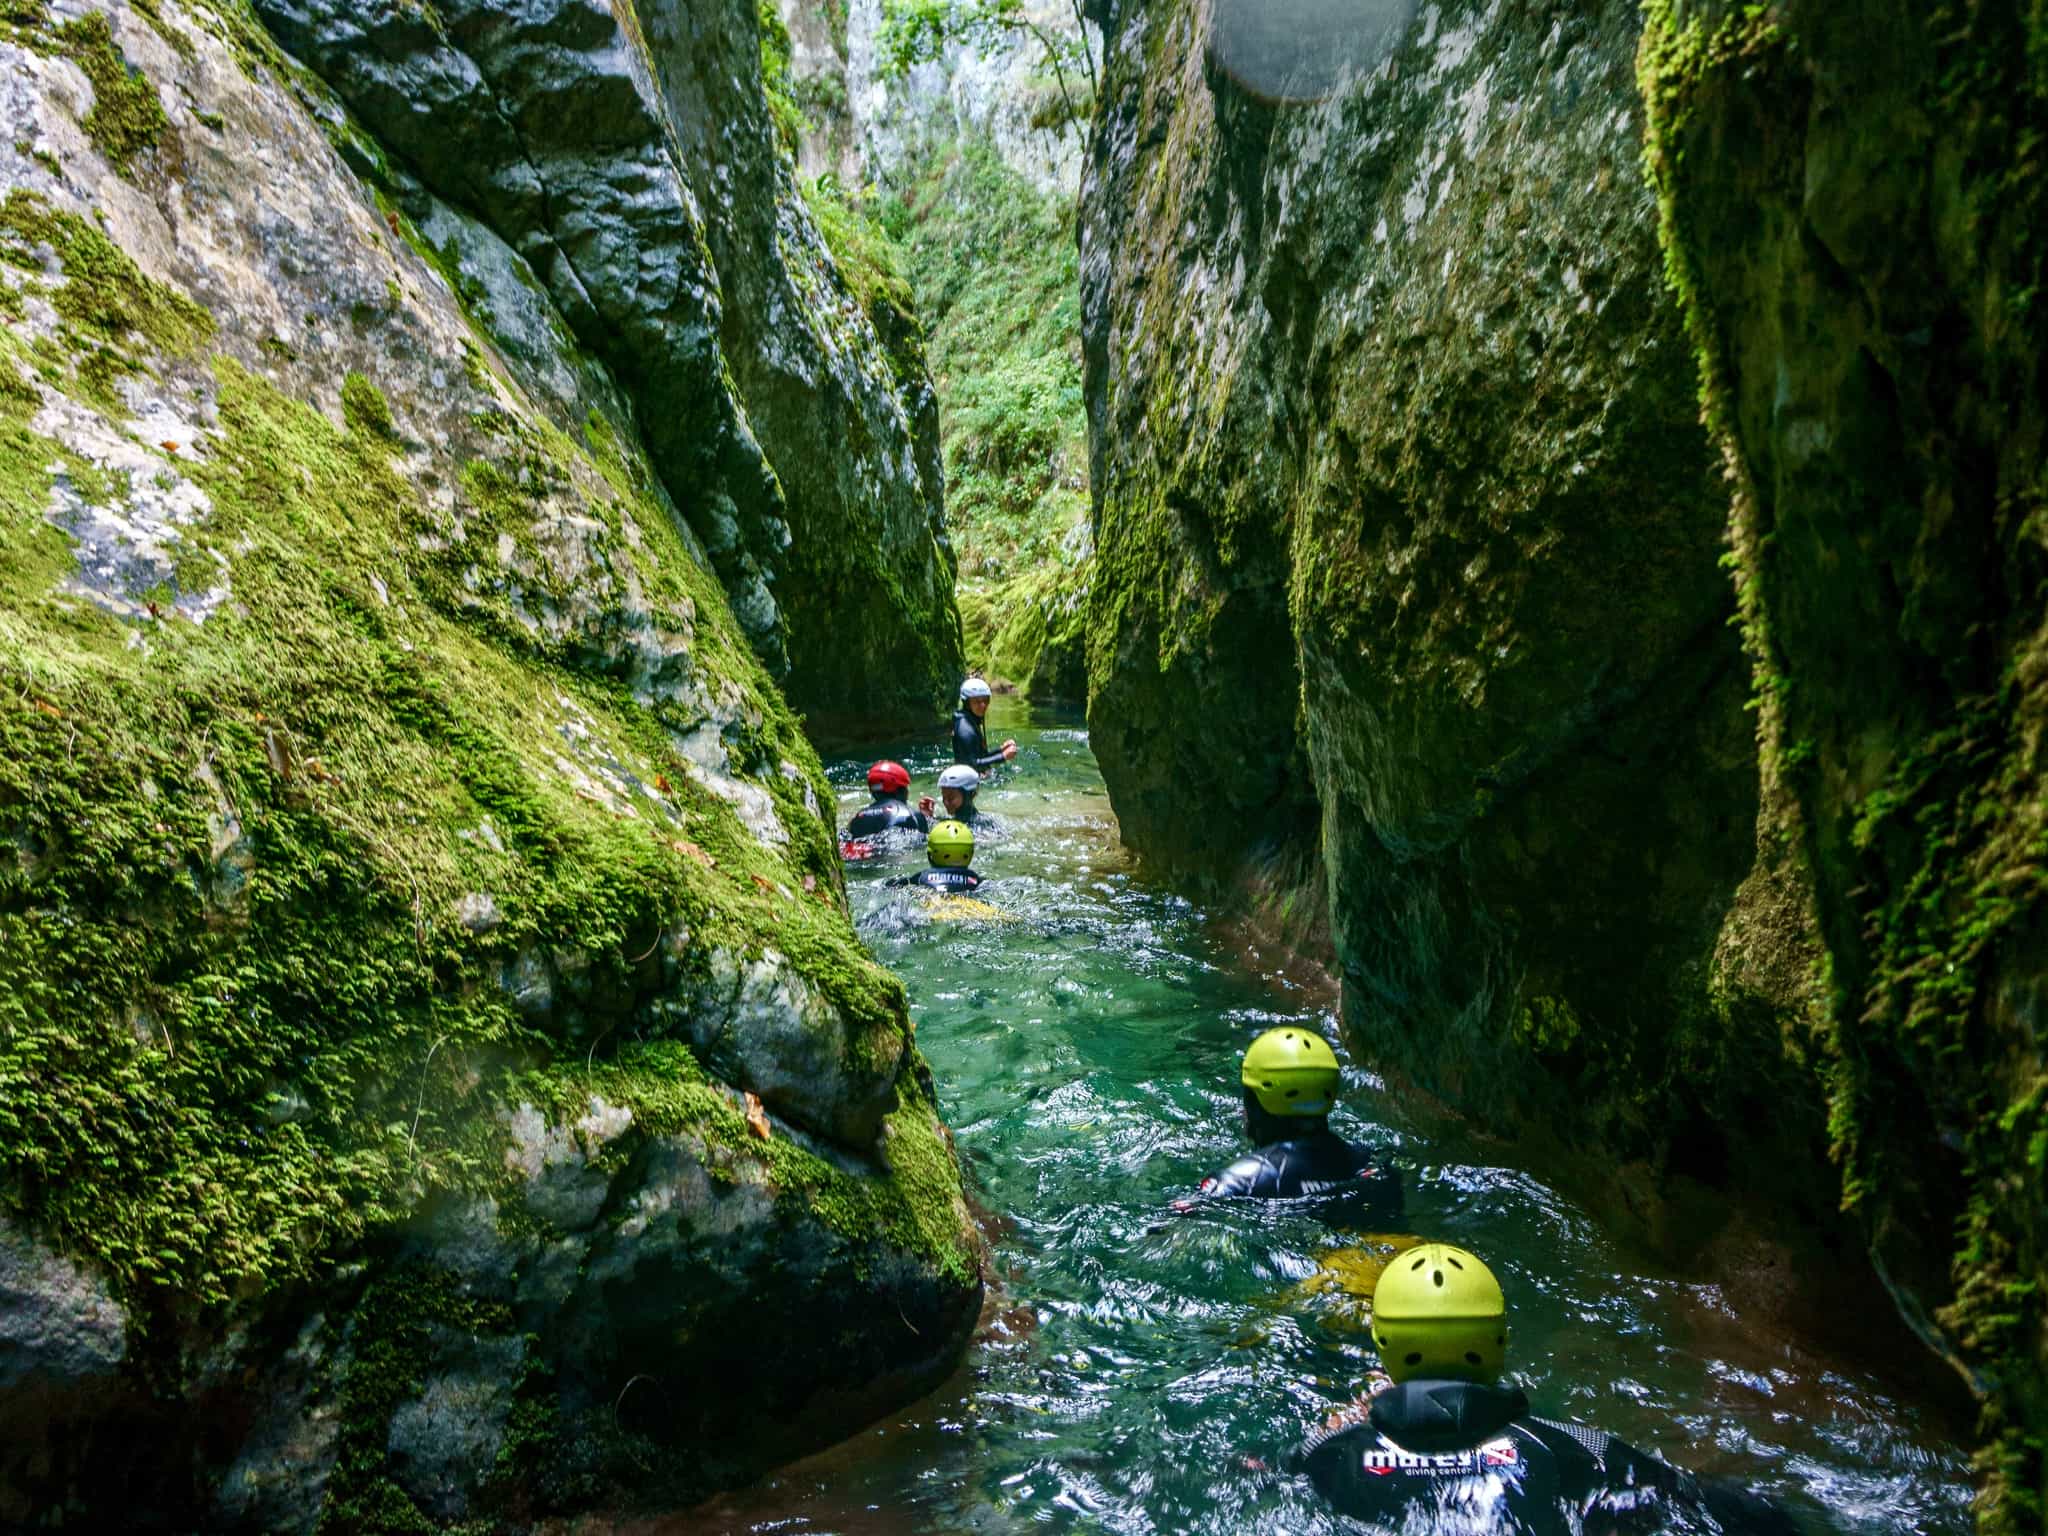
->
[{"left": 659, "top": 702, "right": 1973, "bottom": 1536}]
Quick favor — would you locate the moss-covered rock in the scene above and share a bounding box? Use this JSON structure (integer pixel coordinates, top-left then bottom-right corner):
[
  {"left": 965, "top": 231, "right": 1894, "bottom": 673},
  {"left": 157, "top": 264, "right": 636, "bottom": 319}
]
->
[
  {"left": 0, "top": 3, "right": 979, "bottom": 1527},
  {"left": 249, "top": 0, "right": 964, "bottom": 727},
  {"left": 1640, "top": 0, "right": 2048, "bottom": 1522},
  {"left": 1080, "top": 0, "right": 1850, "bottom": 1306}
]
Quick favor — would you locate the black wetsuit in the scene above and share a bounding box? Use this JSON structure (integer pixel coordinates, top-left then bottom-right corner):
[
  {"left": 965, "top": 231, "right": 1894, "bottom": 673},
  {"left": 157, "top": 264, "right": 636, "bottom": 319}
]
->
[
  {"left": 953, "top": 710, "right": 1006, "bottom": 771},
  {"left": 943, "top": 805, "right": 1006, "bottom": 842},
  {"left": 1287, "top": 1380, "right": 1797, "bottom": 1536},
  {"left": 1202, "top": 1131, "right": 1403, "bottom": 1225},
  {"left": 846, "top": 793, "right": 930, "bottom": 840},
  {"left": 889, "top": 867, "right": 984, "bottom": 894}
]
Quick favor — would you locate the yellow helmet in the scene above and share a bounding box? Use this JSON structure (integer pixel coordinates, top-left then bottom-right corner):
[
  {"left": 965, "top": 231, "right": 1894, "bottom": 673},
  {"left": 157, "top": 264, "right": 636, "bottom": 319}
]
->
[
  {"left": 1371, "top": 1243, "right": 1507, "bottom": 1384},
  {"left": 928, "top": 819, "right": 975, "bottom": 867},
  {"left": 1240, "top": 1027, "right": 1341, "bottom": 1117}
]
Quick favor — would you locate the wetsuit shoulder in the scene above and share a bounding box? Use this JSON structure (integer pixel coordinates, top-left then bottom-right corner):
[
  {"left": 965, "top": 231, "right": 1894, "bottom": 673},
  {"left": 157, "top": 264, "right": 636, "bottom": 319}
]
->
[
  {"left": 839, "top": 798, "right": 921, "bottom": 835},
  {"left": 911, "top": 867, "right": 981, "bottom": 894},
  {"left": 1204, "top": 1136, "right": 1400, "bottom": 1212},
  {"left": 1524, "top": 1417, "right": 1700, "bottom": 1514},
  {"left": 1290, "top": 1417, "right": 1562, "bottom": 1527},
  {"left": 1201, "top": 1150, "right": 1279, "bottom": 1198}
]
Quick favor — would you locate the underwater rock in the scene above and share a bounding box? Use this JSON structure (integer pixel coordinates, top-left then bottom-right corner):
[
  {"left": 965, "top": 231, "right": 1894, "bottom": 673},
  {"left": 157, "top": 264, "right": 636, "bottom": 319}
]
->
[{"left": 0, "top": 2, "right": 980, "bottom": 1527}]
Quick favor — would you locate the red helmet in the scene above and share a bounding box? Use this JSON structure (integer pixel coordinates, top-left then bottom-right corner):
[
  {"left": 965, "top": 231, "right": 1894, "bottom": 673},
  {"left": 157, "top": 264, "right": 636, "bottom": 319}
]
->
[{"left": 867, "top": 760, "right": 911, "bottom": 796}]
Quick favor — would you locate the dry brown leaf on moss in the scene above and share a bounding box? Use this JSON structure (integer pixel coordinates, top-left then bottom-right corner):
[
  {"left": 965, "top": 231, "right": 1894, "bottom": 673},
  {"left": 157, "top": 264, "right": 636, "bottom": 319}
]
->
[
  {"left": 744, "top": 1092, "right": 772, "bottom": 1141},
  {"left": 671, "top": 839, "right": 716, "bottom": 869}
]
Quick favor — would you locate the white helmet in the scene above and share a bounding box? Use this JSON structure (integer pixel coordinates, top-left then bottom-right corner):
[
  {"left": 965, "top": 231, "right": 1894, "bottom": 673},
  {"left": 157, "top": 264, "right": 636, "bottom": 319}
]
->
[
  {"left": 960, "top": 677, "right": 992, "bottom": 701},
  {"left": 938, "top": 764, "right": 980, "bottom": 793}
]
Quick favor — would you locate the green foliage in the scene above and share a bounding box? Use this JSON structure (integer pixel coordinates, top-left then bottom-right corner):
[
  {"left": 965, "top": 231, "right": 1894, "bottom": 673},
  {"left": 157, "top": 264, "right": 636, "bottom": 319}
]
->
[
  {"left": 340, "top": 371, "right": 397, "bottom": 440},
  {"left": 874, "top": 138, "right": 1089, "bottom": 693},
  {"left": 802, "top": 174, "right": 919, "bottom": 341},
  {"left": 758, "top": 0, "right": 807, "bottom": 158}
]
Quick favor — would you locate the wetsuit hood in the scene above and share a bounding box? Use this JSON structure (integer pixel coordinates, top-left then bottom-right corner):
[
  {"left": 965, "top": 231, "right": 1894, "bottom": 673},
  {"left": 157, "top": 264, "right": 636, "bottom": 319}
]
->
[{"left": 1367, "top": 1380, "right": 1529, "bottom": 1454}]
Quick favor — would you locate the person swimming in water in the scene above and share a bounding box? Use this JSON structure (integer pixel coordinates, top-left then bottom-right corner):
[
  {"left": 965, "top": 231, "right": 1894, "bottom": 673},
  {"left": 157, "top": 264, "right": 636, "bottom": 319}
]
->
[
  {"left": 1279, "top": 1243, "right": 1799, "bottom": 1535},
  {"left": 1186, "top": 1027, "right": 1402, "bottom": 1224},
  {"left": 887, "top": 819, "right": 985, "bottom": 895},
  {"left": 844, "top": 760, "right": 930, "bottom": 842},
  {"left": 953, "top": 677, "right": 1018, "bottom": 772},
  {"left": 935, "top": 763, "right": 1006, "bottom": 841}
]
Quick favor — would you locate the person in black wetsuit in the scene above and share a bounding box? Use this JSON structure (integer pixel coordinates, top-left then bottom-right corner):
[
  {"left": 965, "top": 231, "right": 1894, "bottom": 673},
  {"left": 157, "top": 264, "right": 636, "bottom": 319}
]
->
[
  {"left": 887, "top": 819, "right": 985, "bottom": 894},
  {"left": 953, "top": 676, "right": 1017, "bottom": 771},
  {"left": 1187, "top": 1027, "right": 1402, "bottom": 1224},
  {"left": 842, "top": 760, "right": 930, "bottom": 855},
  {"left": 1282, "top": 1243, "right": 1799, "bottom": 1535},
  {"left": 936, "top": 763, "right": 1007, "bottom": 841}
]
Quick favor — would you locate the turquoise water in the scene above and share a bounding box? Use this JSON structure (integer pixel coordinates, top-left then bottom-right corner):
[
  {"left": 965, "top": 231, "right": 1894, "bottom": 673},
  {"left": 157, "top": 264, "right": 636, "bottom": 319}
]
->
[{"left": 667, "top": 701, "right": 1974, "bottom": 1535}]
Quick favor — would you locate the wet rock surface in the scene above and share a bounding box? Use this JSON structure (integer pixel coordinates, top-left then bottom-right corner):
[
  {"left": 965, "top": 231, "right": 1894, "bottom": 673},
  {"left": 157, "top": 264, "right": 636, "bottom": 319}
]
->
[
  {"left": 0, "top": 1, "right": 980, "bottom": 1527},
  {"left": 1079, "top": 0, "right": 1847, "bottom": 1307},
  {"left": 1642, "top": 0, "right": 2048, "bottom": 1514}
]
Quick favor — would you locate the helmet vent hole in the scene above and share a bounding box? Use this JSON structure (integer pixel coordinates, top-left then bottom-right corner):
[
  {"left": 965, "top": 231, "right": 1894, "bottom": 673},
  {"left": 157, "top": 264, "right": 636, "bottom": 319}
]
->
[
  {"left": 1403, "top": 1352, "right": 1422, "bottom": 1366},
  {"left": 1464, "top": 1351, "right": 1482, "bottom": 1366},
  {"left": 1447, "top": 1256, "right": 1464, "bottom": 1270},
  {"left": 1408, "top": 1256, "right": 1426, "bottom": 1271},
  {"left": 1432, "top": 1270, "right": 1444, "bottom": 1287}
]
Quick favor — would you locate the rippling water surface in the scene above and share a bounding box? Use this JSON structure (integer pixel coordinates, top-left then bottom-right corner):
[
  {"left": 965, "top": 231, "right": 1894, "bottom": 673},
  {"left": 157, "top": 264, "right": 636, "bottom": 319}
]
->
[{"left": 659, "top": 702, "right": 1973, "bottom": 1536}]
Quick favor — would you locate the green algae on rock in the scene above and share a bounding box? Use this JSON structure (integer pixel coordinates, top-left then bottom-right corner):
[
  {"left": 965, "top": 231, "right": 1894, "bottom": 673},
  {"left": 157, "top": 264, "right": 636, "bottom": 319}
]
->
[
  {"left": 1640, "top": 0, "right": 2048, "bottom": 1524},
  {"left": 1078, "top": 0, "right": 1856, "bottom": 1331},
  {"left": 0, "top": 2, "right": 980, "bottom": 1528},
  {"left": 250, "top": 0, "right": 964, "bottom": 727}
]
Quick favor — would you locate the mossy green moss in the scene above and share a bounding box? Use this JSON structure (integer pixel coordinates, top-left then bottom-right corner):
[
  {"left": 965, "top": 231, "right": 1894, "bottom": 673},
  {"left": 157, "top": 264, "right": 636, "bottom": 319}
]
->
[
  {"left": 57, "top": 11, "right": 169, "bottom": 171},
  {"left": 803, "top": 176, "right": 920, "bottom": 367},
  {"left": 1640, "top": 0, "right": 2048, "bottom": 1523},
  {"left": 318, "top": 1262, "right": 512, "bottom": 1536},
  {"left": 758, "top": 0, "right": 806, "bottom": 160},
  {"left": 0, "top": 5, "right": 174, "bottom": 172},
  {"left": 507, "top": 1040, "right": 974, "bottom": 1285},
  {"left": 0, "top": 190, "right": 214, "bottom": 410},
  {"left": 0, "top": 214, "right": 918, "bottom": 1331}
]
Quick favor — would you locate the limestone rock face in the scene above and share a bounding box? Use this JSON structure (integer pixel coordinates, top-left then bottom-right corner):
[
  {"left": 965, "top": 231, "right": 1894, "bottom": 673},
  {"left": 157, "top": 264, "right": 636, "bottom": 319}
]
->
[
  {"left": 789, "top": 0, "right": 1091, "bottom": 197},
  {"left": 0, "top": 2, "right": 979, "bottom": 1528},
  {"left": 1081, "top": 0, "right": 1838, "bottom": 1267},
  {"left": 1642, "top": 0, "right": 2048, "bottom": 1515},
  {"left": 253, "top": 0, "right": 964, "bottom": 724}
]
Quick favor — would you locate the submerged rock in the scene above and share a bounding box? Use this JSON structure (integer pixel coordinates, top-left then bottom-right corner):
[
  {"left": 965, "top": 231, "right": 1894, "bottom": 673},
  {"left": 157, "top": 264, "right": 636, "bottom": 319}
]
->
[{"left": 0, "top": 2, "right": 980, "bottom": 1527}]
